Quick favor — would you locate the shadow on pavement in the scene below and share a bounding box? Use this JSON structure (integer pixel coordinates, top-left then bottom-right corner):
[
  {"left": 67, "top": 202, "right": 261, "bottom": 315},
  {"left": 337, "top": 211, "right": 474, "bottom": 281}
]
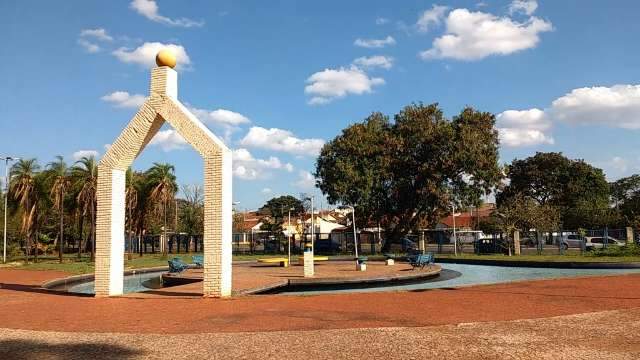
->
[{"left": 0, "top": 339, "right": 143, "bottom": 359}]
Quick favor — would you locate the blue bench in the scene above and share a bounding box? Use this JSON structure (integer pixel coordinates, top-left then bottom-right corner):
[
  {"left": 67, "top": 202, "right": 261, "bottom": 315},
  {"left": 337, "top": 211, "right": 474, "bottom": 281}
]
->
[
  {"left": 192, "top": 255, "right": 204, "bottom": 268},
  {"left": 168, "top": 258, "right": 189, "bottom": 273},
  {"left": 408, "top": 252, "right": 434, "bottom": 270}
]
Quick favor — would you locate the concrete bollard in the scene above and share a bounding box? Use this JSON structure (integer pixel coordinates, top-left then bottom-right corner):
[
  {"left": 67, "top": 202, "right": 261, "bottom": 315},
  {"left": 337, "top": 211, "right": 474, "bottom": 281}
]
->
[{"left": 303, "top": 243, "right": 314, "bottom": 277}]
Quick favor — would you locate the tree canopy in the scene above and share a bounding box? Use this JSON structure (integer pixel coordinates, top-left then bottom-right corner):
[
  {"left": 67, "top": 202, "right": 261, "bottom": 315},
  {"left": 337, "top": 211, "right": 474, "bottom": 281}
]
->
[
  {"left": 259, "top": 195, "right": 304, "bottom": 220},
  {"left": 315, "top": 103, "right": 502, "bottom": 250},
  {"left": 609, "top": 175, "right": 640, "bottom": 226},
  {"left": 497, "top": 152, "right": 610, "bottom": 229}
]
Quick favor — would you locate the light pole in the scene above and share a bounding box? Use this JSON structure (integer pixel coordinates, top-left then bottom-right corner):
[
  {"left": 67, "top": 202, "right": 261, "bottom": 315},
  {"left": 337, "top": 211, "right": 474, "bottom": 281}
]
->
[
  {"left": 342, "top": 205, "right": 358, "bottom": 258},
  {"left": 310, "top": 196, "right": 314, "bottom": 253},
  {"left": 304, "top": 196, "right": 315, "bottom": 253},
  {"left": 233, "top": 201, "right": 241, "bottom": 250},
  {"left": 287, "top": 207, "right": 294, "bottom": 264},
  {"left": 2, "top": 156, "right": 20, "bottom": 264},
  {"left": 452, "top": 203, "right": 458, "bottom": 256}
]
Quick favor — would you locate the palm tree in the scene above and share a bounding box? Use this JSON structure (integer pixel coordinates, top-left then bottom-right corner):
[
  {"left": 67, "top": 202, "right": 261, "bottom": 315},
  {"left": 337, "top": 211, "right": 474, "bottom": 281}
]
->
[
  {"left": 46, "top": 156, "right": 70, "bottom": 263},
  {"left": 72, "top": 156, "right": 98, "bottom": 261},
  {"left": 125, "top": 168, "right": 139, "bottom": 261},
  {"left": 9, "top": 159, "right": 40, "bottom": 262},
  {"left": 146, "top": 163, "right": 177, "bottom": 256}
]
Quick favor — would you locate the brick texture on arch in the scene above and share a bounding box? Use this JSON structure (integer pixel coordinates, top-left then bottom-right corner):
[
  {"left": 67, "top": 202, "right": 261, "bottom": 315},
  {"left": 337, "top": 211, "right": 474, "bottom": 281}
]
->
[{"left": 94, "top": 67, "right": 232, "bottom": 297}]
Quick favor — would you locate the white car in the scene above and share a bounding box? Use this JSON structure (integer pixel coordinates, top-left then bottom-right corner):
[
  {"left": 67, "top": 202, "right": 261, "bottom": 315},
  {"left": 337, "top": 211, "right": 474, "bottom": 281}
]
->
[{"left": 584, "top": 236, "right": 624, "bottom": 250}]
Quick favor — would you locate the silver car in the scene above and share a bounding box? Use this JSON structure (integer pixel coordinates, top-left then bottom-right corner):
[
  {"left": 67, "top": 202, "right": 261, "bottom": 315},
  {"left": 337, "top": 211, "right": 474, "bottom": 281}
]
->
[{"left": 559, "top": 234, "right": 584, "bottom": 250}]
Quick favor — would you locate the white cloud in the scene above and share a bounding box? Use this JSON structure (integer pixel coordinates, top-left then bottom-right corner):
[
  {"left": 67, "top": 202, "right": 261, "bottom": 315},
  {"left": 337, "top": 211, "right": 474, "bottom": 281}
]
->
[
  {"left": 240, "top": 127, "right": 325, "bottom": 156},
  {"left": 261, "top": 188, "right": 272, "bottom": 194},
  {"left": 231, "top": 148, "right": 293, "bottom": 180},
  {"left": 509, "top": 0, "right": 538, "bottom": 16},
  {"left": 79, "top": 28, "right": 113, "bottom": 42},
  {"left": 416, "top": 5, "right": 449, "bottom": 33},
  {"left": 352, "top": 55, "right": 394, "bottom": 70},
  {"left": 496, "top": 108, "right": 554, "bottom": 147},
  {"left": 611, "top": 156, "right": 629, "bottom": 173},
  {"left": 293, "top": 170, "right": 316, "bottom": 189},
  {"left": 72, "top": 150, "right": 99, "bottom": 161},
  {"left": 188, "top": 107, "right": 250, "bottom": 126},
  {"left": 354, "top": 35, "right": 396, "bottom": 48},
  {"left": 550, "top": 85, "right": 640, "bottom": 129},
  {"left": 375, "top": 17, "right": 389, "bottom": 25},
  {"left": 101, "top": 91, "right": 146, "bottom": 108},
  {"left": 130, "top": 0, "right": 203, "bottom": 28},
  {"left": 78, "top": 28, "right": 113, "bottom": 53},
  {"left": 420, "top": 8, "right": 552, "bottom": 61},
  {"left": 112, "top": 42, "right": 191, "bottom": 69},
  {"left": 149, "top": 129, "right": 188, "bottom": 151},
  {"left": 305, "top": 66, "right": 385, "bottom": 104},
  {"left": 78, "top": 39, "right": 101, "bottom": 53}
]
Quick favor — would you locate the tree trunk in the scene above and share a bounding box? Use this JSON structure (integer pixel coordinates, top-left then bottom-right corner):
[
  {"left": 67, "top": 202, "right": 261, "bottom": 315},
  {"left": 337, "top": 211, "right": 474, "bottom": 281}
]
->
[
  {"left": 138, "top": 227, "right": 143, "bottom": 256},
  {"left": 127, "top": 206, "right": 132, "bottom": 261},
  {"left": 77, "top": 212, "right": 84, "bottom": 259},
  {"left": 88, "top": 212, "right": 95, "bottom": 262},
  {"left": 34, "top": 218, "right": 39, "bottom": 264},
  {"left": 162, "top": 201, "right": 168, "bottom": 257},
  {"left": 59, "top": 192, "right": 64, "bottom": 263}
]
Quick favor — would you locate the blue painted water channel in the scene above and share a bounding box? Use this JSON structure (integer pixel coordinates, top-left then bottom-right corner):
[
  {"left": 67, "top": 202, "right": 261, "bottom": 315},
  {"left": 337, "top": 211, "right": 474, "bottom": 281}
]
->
[
  {"left": 276, "top": 263, "right": 640, "bottom": 295},
  {"left": 66, "top": 263, "right": 640, "bottom": 295}
]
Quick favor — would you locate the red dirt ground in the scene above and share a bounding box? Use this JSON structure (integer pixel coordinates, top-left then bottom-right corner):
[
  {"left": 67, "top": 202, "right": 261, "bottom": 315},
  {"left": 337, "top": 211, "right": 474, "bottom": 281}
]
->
[{"left": 2, "top": 269, "right": 640, "bottom": 334}]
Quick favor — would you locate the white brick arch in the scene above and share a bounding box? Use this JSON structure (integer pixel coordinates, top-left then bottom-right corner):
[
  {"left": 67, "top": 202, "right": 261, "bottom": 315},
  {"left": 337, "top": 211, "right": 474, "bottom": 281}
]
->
[{"left": 95, "top": 66, "right": 232, "bottom": 297}]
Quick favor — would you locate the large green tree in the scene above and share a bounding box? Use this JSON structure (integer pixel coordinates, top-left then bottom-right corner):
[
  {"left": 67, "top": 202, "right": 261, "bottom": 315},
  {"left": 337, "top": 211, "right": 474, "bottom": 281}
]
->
[
  {"left": 609, "top": 174, "right": 640, "bottom": 226},
  {"left": 316, "top": 103, "right": 502, "bottom": 251},
  {"left": 497, "top": 152, "right": 610, "bottom": 229},
  {"left": 178, "top": 184, "right": 204, "bottom": 252},
  {"left": 258, "top": 195, "right": 304, "bottom": 232}
]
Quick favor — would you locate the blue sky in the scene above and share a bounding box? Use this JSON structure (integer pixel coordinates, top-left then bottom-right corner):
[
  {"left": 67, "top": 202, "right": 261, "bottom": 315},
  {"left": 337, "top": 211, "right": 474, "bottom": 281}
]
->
[{"left": 2, "top": 0, "right": 640, "bottom": 210}]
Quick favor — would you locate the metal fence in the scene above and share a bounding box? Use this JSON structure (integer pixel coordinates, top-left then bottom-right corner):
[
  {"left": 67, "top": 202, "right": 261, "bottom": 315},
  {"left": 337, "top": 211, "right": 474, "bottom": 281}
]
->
[{"left": 122, "top": 227, "right": 637, "bottom": 257}]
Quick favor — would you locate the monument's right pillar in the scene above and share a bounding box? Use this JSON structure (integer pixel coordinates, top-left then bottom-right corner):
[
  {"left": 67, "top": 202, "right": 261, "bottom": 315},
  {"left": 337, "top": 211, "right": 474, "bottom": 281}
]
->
[{"left": 203, "top": 151, "right": 233, "bottom": 297}]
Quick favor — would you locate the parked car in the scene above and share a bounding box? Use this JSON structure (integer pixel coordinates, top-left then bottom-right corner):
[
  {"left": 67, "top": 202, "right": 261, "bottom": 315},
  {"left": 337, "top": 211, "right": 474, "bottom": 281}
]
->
[
  {"left": 387, "top": 238, "right": 417, "bottom": 253},
  {"left": 584, "top": 236, "right": 625, "bottom": 250},
  {"left": 557, "top": 234, "right": 584, "bottom": 250}
]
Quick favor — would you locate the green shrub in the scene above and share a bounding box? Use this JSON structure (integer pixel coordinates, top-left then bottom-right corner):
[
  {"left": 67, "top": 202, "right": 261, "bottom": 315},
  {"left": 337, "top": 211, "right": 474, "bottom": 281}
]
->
[
  {"left": 588, "top": 243, "right": 640, "bottom": 257},
  {"left": 7, "top": 242, "right": 24, "bottom": 260}
]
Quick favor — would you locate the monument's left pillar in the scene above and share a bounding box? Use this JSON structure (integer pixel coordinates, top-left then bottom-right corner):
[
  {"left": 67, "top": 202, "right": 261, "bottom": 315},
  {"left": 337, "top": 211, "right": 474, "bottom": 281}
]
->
[{"left": 94, "top": 167, "right": 126, "bottom": 297}]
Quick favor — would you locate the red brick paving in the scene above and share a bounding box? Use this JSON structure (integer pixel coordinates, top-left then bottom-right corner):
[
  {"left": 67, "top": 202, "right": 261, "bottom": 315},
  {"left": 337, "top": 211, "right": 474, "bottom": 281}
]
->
[{"left": 1, "top": 268, "right": 640, "bottom": 334}]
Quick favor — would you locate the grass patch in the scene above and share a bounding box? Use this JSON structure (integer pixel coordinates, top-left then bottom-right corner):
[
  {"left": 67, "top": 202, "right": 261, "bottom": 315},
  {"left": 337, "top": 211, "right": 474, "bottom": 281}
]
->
[{"left": 1, "top": 253, "right": 292, "bottom": 274}]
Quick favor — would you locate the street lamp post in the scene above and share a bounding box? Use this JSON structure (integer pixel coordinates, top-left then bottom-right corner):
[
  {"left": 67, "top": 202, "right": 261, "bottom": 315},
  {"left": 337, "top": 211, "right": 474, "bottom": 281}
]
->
[
  {"left": 310, "top": 196, "right": 314, "bottom": 253},
  {"left": 2, "top": 156, "right": 20, "bottom": 264},
  {"left": 287, "top": 207, "right": 294, "bottom": 265},
  {"left": 452, "top": 203, "right": 458, "bottom": 256},
  {"left": 343, "top": 205, "right": 358, "bottom": 258}
]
